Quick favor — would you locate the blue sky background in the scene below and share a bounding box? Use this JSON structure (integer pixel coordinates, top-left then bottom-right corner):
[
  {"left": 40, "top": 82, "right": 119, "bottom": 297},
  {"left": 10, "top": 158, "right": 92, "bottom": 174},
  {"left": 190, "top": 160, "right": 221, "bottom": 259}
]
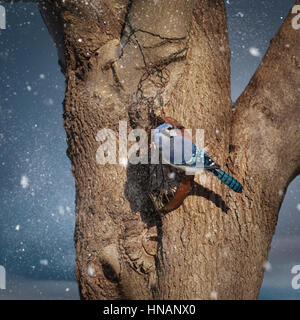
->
[{"left": 0, "top": 0, "right": 299, "bottom": 300}]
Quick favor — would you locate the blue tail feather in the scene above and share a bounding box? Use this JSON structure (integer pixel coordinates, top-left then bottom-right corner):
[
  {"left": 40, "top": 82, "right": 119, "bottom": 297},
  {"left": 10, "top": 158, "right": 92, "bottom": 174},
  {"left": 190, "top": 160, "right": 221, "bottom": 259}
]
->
[
  {"left": 217, "top": 169, "right": 243, "bottom": 193},
  {"left": 208, "top": 168, "right": 243, "bottom": 193}
]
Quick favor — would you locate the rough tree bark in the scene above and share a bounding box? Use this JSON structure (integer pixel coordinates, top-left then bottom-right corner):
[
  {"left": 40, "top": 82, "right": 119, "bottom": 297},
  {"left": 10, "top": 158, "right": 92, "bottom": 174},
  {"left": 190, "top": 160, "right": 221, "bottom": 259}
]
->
[{"left": 38, "top": 0, "right": 300, "bottom": 299}]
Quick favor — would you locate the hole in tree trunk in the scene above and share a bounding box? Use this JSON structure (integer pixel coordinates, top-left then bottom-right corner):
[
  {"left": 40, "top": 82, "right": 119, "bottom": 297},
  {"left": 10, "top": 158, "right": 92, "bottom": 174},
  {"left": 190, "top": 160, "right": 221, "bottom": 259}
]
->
[{"left": 101, "top": 262, "right": 119, "bottom": 283}]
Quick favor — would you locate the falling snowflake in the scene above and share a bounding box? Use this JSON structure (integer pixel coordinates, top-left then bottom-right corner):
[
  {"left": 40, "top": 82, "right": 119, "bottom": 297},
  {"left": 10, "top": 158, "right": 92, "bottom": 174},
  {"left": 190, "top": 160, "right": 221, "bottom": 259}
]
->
[
  {"left": 20, "top": 175, "right": 29, "bottom": 189},
  {"left": 87, "top": 264, "right": 96, "bottom": 277},
  {"left": 58, "top": 205, "right": 65, "bottom": 215},
  {"left": 296, "top": 204, "right": 300, "bottom": 212},
  {"left": 168, "top": 172, "right": 175, "bottom": 179},
  {"left": 249, "top": 47, "right": 261, "bottom": 57},
  {"left": 210, "top": 291, "right": 218, "bottom": 300},
  {"left": 44, "top": 98, "right": 54, "bottom": 106},
  {"left": 263, "top": 261, "right": 272, "bottom": 272},
  {"left": 119, "top": 157, "right": 128, "bottom": 168},
  {"left": 205, "top": 232, "right": 211, "bottom": 239},
  {"left": 40, "top": 259, "right": 49, "bottom": 266},
  {"left": 15, "top": 225, "right": 20, "bottom": 231}
]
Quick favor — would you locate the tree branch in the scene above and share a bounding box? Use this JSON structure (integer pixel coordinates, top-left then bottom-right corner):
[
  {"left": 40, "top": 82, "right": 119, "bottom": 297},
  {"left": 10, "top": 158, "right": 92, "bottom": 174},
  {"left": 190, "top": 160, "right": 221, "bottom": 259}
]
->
[
  {"left": 230, "top": 0, "right": 300, "bottom": 204},
  {"left": 225, "top": 0, "right": 300, "bottom": 298}
]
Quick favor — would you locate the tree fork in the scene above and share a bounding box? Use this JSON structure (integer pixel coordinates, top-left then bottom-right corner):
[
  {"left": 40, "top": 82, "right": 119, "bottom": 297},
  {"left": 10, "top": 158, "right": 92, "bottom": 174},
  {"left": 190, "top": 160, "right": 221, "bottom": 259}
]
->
[{"left": 39, "top": 0, "right": 300, "bottom": 299}]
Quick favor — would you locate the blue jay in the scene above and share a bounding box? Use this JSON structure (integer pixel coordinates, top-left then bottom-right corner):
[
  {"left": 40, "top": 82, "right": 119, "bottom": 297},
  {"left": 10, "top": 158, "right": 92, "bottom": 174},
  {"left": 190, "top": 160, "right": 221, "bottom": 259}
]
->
[{"left": 153, "top": 117, "right": 243, "bottom": 193}]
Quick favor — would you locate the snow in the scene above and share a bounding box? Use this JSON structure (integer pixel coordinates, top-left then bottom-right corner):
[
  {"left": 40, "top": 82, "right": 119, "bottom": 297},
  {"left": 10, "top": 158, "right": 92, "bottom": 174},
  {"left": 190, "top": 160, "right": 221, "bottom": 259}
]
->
[
  {"left": 20, "top": 175, "right": 29, "bottom": 189},
  {"left": 87, "top": 265, "right": 96, "bottom": 277},
  {"left": 205, "top": 232, "right": 211, "bottom": 239},
  {"left": 39, "top": 259, "right": 49, "bottom": 266},
  {"left": 119, "top": 157, "right": 128, "bottom": 168},
  {"left": 249, "top": 47, "right": 261, "bottom": 57},
  {"left": 58, "top": 205, "right": 65, "bottom": 215},
  {"left": 44, "top": 98, "right": 54, "bottom": 106},
  {"left": 263, "top": 261, "right": 272, "bottom": 272},
  {"left": 210, "top": 291, "right": 218, "bottom": 300},
  {"left": 168, "top": 172, "right": 175, "bottom": 179},
  {"left": 0, "top": 0, "right": 298, "bottom": 301}
]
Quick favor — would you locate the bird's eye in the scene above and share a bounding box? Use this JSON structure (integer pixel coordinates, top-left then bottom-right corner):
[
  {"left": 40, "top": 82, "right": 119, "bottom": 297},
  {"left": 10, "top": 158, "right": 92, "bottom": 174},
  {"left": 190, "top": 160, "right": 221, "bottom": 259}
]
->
[{"left": 167, "top": 127, "right": 173, "bottom": 130}]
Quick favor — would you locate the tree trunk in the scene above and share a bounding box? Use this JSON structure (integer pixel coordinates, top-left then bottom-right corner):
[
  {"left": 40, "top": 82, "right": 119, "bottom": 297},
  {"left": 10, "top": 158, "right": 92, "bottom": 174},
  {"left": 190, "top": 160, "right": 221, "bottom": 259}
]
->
[{"left": 39, "top": 0, "right": 300, "bottom": 299}]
